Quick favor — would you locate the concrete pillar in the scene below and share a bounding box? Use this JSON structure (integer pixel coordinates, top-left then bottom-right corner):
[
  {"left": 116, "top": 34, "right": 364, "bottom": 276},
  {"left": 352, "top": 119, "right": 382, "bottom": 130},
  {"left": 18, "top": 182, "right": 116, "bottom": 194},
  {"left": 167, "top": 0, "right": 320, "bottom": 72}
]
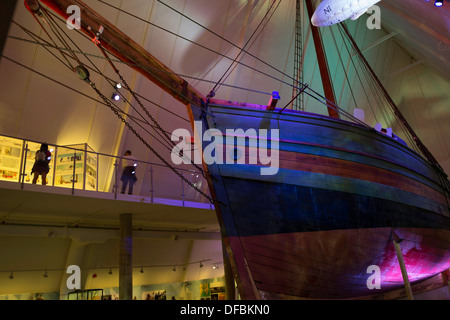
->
[{"left": 119, "top": 213, "right": 133, "bottom": 300}]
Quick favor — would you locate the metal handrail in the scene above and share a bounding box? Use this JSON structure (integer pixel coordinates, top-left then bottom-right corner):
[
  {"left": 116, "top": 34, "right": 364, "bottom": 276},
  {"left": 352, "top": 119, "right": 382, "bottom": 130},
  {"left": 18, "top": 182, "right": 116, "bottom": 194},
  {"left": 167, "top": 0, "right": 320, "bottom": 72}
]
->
[{"left": 0, "top": 133, "right": 211, "bottom": 207}]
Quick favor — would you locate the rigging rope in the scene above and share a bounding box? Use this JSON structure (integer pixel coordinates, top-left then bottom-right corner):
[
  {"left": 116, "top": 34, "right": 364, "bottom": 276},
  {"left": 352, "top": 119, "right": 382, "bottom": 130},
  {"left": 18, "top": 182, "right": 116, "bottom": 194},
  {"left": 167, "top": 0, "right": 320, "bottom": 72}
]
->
[
  {"left": 94, "top": 42, "right": 209, "bottom": 178},
  {"left": 25, "top": 7, "right": 218, "bottom": 204},
  {"left": 96, "top": 1, "right": 309, "bottom": 97},
  {"left": 20, "top": 11, "right": 211, "bottom": 180},
  {"left": 95, "top": 0, "right": 363, "bottom": 125},
  {"left": 211, "top": 0, "right": 281, "bottom": 95},
  {"left": 25, "top": 10, "right": 183, "bottom": 155},
  {"left": 339, "top": 23, "right": 444, "bottom": 172},
  {"left": 31, "top": 1, "right": 373, "bottom": 133},
  {"left": 11, "top": 22, "right": 199, "bottom": 160},
  {"left": 87, "top": 79, "right": 216, "bottom": 204}
]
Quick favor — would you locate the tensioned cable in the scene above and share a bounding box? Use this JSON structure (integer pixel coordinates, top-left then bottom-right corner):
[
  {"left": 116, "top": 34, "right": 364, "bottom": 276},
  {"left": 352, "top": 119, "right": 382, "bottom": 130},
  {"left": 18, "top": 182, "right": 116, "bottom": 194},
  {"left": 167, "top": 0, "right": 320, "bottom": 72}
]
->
[
  {"left": 11, "top": 21, "right": 73, "bottom": 72},
  {"left": 1, "top": 54, "right": 200, "bottom": 172},
  {"left": 30, "top": 8, "right": 202, "bottom": 162},
  {"left": 40, "top": 7, "right": 82, "bottom": 66},
  {"left": 10, "top": 22, "right": 174, "bottom": 148},
  {"left": 10, "top": 22, "right": 197, "bottom": 161},
  {"left": 39, "top": 8, "right": 211, "bottom": 180},
  {"left": 95, "top": 0, "right": 303, "bottom": 93},
  {"left": 340, "top": 23, "right": 444, "bottom": 171},
  {"left": 337, "top": 23, "right": 419, "bottom": 153},
  {"left": 46, "top": 1, "right": 366, "bottom": 131},
  {"left": 155, "top": 0, "right": 300, "bottom": 91},
  {"left": 24, "top": 10, "right": 179, "bottom": 154},
  {"left": 9, "top": 32, "right": 190, "bottom": 124},
  {"left": 27, "top": 6, "right": 76, "bottom": 70},
  {"left": 44, "top": 6, "right": 215, "bottom": 123},
  {"left": 1, "top": 53, "right": 178, "bottom": 154},
  {"left": 88, "top": 0, "right": 370, "bottom": 127},
  {"left": 88, "top": 79, "right": 216, "bottom": 204},
  {"left": 21, "top": 11, "right": 215, "bottom": 201},
  {"left": 216, "top": 0, "right": 282, "bottom": 94},
  {"left": 211, "top": 0, "right": 280, "bottom": 95},
  {"left": 96, "top": 43, "right": 202, "bottom": 166},
  {"left": 8, "top": 34, "right": 270, "bottom": 97},
  {"left": 336, "top": 22, "right": 378, "bottom": 123},
  {"left": 39, "top": 0, "right": 368, "bottom": 130},
  {"left": 44, "top": 6, "right": 272, "bottom": 105},
  {"left": 96, "top": 0, "right": 363, "bottom": 127},
  {"left": 328, "top": 25, "right": 358, "bottom": 114},
  {"left": 8, "top": 30, "right": 226, "bottom": 169}
]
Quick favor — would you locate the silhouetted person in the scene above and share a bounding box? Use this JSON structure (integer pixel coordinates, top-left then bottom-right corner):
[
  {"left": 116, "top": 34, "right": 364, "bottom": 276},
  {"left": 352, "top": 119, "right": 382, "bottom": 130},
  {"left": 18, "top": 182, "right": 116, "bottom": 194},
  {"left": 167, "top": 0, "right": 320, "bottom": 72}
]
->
[
  {"left": 120, "top": 150, "right": 138, "bottom": 195},
  {"left": 31, "top": 143, "right": 51, "bottom": 185}
]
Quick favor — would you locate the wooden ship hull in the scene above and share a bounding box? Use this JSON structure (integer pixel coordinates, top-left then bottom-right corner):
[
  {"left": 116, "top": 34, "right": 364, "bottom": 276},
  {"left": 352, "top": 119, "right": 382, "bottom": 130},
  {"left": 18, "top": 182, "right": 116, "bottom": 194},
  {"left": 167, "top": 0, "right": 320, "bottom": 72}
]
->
[
  {"left": 29, "top": 0, "right": 450, "bottom": 299},
  {"left": 192, "top": 101, "right": 450, "bottom": 299}
]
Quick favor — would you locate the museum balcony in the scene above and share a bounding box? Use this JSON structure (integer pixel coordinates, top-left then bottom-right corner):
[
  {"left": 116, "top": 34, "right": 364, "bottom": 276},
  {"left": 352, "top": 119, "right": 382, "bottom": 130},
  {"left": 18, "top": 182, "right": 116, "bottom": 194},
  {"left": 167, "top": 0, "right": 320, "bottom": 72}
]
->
[{"left": 0, "top": 134, "right": 218, "bottom": 233}]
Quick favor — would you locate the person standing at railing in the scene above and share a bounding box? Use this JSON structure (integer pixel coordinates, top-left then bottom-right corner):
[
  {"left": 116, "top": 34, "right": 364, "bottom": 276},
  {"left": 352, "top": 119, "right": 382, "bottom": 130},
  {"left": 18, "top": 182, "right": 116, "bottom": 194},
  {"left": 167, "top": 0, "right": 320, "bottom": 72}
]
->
[
  {"left": 31, "top": 143, "right": 52, "bottom": 185},
  {"left": 120, "top": 150, "right": 138, "bottom": 195}
]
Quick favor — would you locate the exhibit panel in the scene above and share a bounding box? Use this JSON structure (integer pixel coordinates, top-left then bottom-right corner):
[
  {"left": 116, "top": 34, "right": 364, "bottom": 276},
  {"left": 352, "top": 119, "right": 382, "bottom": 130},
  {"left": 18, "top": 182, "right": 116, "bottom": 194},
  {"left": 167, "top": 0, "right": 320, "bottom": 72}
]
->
[
  {"left": 0, "top": 135, "right": 97, "bottom": 190},
  {"left": 0, "top": 136, "right": 22, "bottom": 182},
  {"left": 54, "top": 143, "right": 97, "bottom": 191},
  {"left": 0, "top": 135, "right": 55, "bottom": 185}
]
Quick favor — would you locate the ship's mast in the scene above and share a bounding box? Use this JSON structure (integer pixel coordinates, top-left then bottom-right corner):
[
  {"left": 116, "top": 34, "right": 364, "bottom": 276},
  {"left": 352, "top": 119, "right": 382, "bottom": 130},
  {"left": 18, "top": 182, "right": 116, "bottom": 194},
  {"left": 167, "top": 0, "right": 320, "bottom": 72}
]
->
[
  {"left": 304, "top": 0, "right": 339, "bottom": 119},
  {"left": 292, "top": 0, "right": 304, "bottom": 111}
]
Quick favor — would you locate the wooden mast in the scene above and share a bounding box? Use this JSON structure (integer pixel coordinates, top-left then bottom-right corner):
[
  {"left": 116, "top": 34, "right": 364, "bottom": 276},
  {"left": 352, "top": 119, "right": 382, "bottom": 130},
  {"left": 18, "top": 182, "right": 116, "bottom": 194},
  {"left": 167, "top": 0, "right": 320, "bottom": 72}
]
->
[{"left": 304, "top": 0, "right": 339, "bottom": 119}]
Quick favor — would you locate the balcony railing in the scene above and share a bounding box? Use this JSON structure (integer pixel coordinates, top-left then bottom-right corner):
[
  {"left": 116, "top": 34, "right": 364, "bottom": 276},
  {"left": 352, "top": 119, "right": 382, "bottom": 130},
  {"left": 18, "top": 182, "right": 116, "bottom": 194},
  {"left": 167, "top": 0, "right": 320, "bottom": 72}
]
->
[{"left": 0, "top": 134, "right": 213, "bottom": 209}]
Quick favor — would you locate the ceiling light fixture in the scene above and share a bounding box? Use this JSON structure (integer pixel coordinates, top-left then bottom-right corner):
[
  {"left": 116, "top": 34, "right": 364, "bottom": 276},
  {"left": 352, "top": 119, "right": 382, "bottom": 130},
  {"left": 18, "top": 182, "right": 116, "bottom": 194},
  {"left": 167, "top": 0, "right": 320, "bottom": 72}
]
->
[
  {"left": 9, "top": 272, "right": 14, "bottom": 280},
  {"left": 108, "top": 268, "right": 112, "bottom": 275},
  {"left": 140, "top": 267, "right": 144, "bottom": 273},
  {"left": 112, "top": 92, "right": 120, "bottom": 101},
  {"left": 435, "top": 0, "right": 443, "bottom": 6},
  {"left": 43, "top": 271, "right": 48, "bottom": 278}
]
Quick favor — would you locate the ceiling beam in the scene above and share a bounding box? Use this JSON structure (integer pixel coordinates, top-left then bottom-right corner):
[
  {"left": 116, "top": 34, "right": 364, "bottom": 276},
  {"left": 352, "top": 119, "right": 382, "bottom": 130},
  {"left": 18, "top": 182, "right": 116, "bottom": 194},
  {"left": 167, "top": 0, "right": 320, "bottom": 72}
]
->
[
  {"left": 380, "top": 2, "right": 450, "bottom": 46},
  {"left": 382, "top": 60, "right": 423, "bottom": 81},
  {"left": 0, "top": 224, "right": 221, "bottom": 243},
  {"left": 355, "top": 32, "right": 398, "bottom": 55}
]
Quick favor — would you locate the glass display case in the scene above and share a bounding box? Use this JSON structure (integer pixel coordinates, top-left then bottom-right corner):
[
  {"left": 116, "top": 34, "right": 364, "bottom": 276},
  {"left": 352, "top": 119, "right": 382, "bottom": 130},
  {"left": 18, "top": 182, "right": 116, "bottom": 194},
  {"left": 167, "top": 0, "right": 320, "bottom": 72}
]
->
[
  {"left": 54, "top": 143, "right": 97, "bottom": 191},
  {"left": 0, "top": 136, "right": 22, "bottom": 182}
]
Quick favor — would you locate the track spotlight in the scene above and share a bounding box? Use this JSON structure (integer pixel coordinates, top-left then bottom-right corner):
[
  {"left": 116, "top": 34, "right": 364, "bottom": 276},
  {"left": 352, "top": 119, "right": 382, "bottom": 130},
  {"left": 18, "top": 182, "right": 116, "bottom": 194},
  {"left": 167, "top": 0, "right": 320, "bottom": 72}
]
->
[
  {"left": 108, "top": 268, "right": 112, "bottom": 275},
  {"left": 172, "top": 266, "right": 176, "bottom": 272},
  {"left": 43, "top": 271, "right": 48, "bottom": 278},
  {"left": 9, "top": 272, "right": 14, "bottom": 280},
  {"left": 112, "top": 92, "right": 121, "bottom": 101},
  {"left": 199, "top": 262, "right": 203, "bottom": 268},
  {"left": 115, "top": 83, "right": 122, "bottom": 89},
  {"left": 435, "top": 0, "right": 443, "bottom": 6},
  {"left": 213, "top": 264, "right": 219, "bottom": 269},
  {"left": 140, "top": 267, "right": 144, "bottom": 273}
]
